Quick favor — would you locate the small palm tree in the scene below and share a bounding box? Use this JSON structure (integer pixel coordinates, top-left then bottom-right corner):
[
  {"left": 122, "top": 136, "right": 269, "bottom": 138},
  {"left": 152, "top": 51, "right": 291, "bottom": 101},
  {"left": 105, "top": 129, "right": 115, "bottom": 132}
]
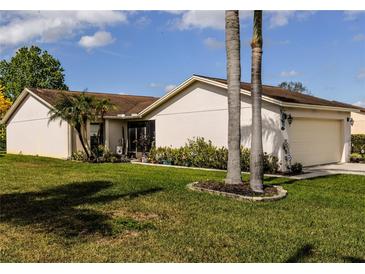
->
[
  {"left": 94, "top": 98, "right": 115, "bottom": 145},
  {"left": 249, "top": 10, "right": 264, "bottom": 193},
  {"left": 224, "top": 10, "right": 242, "bottom": 184},
  {"left": 49, "top": 92, "right": 111, "bottom": 159}
]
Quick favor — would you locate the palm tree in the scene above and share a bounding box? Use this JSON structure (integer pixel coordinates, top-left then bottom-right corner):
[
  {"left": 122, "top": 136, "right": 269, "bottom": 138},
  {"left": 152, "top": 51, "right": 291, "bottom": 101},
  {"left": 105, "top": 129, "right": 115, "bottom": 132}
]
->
[
  {"left": 49, "top": 92, "right": 97, "bottom": 159},
  {"left": 94, "top": 98, "right": 115, "bottom": 145},
  {"left": 249, "top": 10, "right": 264, "bottom": 193},
  {"left": 224, "top": 10, "right": 242, "bottom": 185}
]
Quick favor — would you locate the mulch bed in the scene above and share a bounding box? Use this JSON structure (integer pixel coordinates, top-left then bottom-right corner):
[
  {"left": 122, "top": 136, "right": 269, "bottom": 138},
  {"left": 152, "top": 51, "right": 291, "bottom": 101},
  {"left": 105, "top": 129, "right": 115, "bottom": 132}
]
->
[{"left": 195, "top": 181, "right": 278, "bottom": 197}]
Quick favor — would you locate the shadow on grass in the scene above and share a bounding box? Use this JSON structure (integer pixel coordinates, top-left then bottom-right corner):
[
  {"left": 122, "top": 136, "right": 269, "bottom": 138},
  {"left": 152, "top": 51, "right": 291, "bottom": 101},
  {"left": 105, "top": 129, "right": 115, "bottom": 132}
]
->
[
  {"left": 342, "top": 256, "right": 365, "bottom": 263},
  {"left": 0, "top": 181, "right": 163, "bottom": 238},
  {"left": 285, "top": 244, "right": 314, "bottom": 263},
  {"left": 264, "top": 177, "right": 298, "bottom": 186}
]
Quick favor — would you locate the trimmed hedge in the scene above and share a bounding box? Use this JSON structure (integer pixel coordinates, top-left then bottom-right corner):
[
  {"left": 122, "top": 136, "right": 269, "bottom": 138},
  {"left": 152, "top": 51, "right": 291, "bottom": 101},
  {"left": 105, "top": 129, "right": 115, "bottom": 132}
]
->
[
  {"left": 148, "top": 137, "right": 279, "bottom": 174},
  {"left": 351, "top": 134, "right": 365, "bottom": 154}
]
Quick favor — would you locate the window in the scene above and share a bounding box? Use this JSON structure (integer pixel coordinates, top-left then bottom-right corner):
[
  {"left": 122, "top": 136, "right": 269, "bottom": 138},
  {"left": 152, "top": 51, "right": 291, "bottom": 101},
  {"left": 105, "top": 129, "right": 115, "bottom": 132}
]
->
[{"left": 90, "top": 123, "right": 104, "bottom": 150}]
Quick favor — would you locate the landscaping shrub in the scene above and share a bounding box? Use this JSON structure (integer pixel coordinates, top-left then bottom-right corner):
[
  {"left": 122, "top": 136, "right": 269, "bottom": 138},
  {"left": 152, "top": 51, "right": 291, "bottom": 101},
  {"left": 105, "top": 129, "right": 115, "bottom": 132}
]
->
[
  {"left": 240, "top": 148, "right": 250, "bottom": 172},
  {"left": 71, "top": 146, "right": 130, "bottom": 163},
  {"left": 264, "top": 153, "right": 280, "bottom": 174},
  {"left": 290, "top": 162, "right": 303, "bottom": 175},
  {"left": 70, "top": 151, "right": 88, "bottom": 161},
  {"left": 148, "top": 137, "right": 279, "bottom": 173},
  {"left": 350, "top": 153, "right": 364, "bottom": 163},
  {"left": 351, "top": 134, "right": 365, "bottom": 154}
]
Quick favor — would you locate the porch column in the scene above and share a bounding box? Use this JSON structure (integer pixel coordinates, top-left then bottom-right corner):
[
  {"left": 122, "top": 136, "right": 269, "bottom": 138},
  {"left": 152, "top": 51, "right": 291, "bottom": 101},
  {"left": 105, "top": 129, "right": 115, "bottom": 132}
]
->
[
  {"left": 342, "top": 118, "right": 351, "bottom": 163},
  {"left": 105, "top": 119, "right": 110, "bottom": 149}
]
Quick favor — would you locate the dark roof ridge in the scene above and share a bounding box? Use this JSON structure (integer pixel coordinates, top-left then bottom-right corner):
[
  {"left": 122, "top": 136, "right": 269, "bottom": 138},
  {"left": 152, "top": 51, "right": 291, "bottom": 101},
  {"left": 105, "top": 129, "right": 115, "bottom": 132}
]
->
[
  {"left": 193, "top": 74, "right": 358, "bottom": 110},
  {"left": 27, "top": 87, "right": 158, "bottom": 100}
]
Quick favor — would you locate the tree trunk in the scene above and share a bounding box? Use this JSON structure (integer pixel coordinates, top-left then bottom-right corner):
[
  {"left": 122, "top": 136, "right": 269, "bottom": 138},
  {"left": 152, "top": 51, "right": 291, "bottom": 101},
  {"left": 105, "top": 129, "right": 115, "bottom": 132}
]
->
[
  {"left": 249, "top": 10, "right": 264, "bottom": 193},
  {"left": 81, "top": 122, "right": 92, "bottom": 158},
  {"left": 75, "top": 125, "right": 90, "bottom": 159},
  {"left": 224, "top": 10, "right": 242, "bottom": 185}
]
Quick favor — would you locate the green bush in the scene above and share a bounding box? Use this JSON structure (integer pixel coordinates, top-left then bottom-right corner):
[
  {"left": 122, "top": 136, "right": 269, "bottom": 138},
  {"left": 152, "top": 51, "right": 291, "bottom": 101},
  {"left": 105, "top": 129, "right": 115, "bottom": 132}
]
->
[
  {"left": 71, "top": 146, "right": 130, "bottom": 163},
  {"left": 351, "top": 134, "right": 365, "bottom": 154},
  {"left": 70, "top": 151, "right": 88, "bottom": 161},
  {"left": 148, "top": 137, "right": 279, "bottom": 173},
  {"left": 290, "top": 162, "right": 303, "bottom": 175},
  {"left": 350, "top": 153, "right": 364, "bottom": 163}
]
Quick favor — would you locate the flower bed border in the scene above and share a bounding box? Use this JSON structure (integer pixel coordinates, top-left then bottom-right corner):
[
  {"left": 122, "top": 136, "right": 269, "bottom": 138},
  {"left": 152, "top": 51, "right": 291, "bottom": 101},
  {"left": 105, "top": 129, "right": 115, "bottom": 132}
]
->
[{"left": 187, "top": 182, "right": 287, "bottom": 202}]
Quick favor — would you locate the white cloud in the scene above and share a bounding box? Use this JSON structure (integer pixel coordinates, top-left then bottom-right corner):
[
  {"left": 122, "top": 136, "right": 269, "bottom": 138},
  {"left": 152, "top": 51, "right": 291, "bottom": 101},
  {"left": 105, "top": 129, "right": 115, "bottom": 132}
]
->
[
  {"left": 169, "top": 10, "right": 314, "bottom": 31},
  {"left": 0, "top": 11, "right": 127, "bottom": 49},
  {"left": 170, "top": 10, "right": 252, "bottom": 30},
  {"left": 344, "top": 11, "right": 365, "bottom": 21},
  {"left": 135, "top": 16, "right": 151, "bottom": 27},
  {"left": 267, "top": 11, "right": 315, "bottom": 28},
  {"left": 354, "top": 100, "right": 365, "bottom": 107},
  {"left": 268, "top": 11, "right": 296, "bottom": 28},
  {"left": 280, "top": 70, "right": 299, "bottom": 77},
  {"left": 174, "top": 10, "right": 225, "bottom": 30},
  {"left": 357, "top": 68, "right": 365, "bottom": 80},
  {"left": 203, "top": 37, "right": 224, "bottom": 49},
  {"left": 353, "top": 33, "right": 365, "bottom": 41},
  {"left": 78, "top": 31, "right": 115, "bottom": 50},
  {"left": 164, "top": 84, "right": 176, "bottom": 92},
  {"left": 149, "top": 82, "right": 161, "bottom": 88}
]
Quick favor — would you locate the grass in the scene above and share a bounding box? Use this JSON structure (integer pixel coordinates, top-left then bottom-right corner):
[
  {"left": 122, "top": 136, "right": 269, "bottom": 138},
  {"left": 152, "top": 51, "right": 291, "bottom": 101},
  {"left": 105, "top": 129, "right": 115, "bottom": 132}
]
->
[{"left": 0, "top": 154, "right": 364, "bottom": 263}]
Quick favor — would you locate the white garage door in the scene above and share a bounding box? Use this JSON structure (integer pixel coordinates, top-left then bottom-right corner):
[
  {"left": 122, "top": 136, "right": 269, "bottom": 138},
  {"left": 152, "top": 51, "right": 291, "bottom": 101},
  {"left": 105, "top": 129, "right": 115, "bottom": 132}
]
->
[{"left": 289, "top": 118, "right": 343, "bottom": 166}]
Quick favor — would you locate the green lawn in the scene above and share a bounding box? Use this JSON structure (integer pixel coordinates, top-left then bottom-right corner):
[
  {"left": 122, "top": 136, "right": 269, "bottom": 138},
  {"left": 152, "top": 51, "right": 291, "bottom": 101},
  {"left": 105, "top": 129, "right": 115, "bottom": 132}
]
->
[{"left": 0, "top": 154, "right": 364, "bottom": 263}]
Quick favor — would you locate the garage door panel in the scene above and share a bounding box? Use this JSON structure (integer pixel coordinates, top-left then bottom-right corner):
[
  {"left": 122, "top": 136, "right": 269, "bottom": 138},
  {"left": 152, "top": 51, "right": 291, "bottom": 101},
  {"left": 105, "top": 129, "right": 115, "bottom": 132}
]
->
[{"left": 289, "top": 119, "right": 342, "bottom": 166}]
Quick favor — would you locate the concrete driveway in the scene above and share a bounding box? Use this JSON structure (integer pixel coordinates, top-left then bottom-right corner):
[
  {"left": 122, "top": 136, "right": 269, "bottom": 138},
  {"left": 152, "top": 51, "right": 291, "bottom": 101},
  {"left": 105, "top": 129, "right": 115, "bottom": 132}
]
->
[{"left": 305, "top": 163, "right": 365, "bottom": 176}]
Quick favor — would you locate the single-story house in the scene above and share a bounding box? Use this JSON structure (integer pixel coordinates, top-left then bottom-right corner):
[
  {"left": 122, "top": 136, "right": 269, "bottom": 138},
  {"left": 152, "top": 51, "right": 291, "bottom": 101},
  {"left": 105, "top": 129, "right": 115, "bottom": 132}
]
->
[
  {"left": 351, "top": 109, "right": 365, "bottom": 134},
  {"left": 1, "top": 75, "right": 361, "bottom": 170}
]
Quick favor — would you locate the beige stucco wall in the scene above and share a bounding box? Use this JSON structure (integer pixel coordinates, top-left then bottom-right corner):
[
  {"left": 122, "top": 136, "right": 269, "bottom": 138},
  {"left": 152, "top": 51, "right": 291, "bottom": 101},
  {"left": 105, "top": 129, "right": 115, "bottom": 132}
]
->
[
  {"left": 105, "top": 119, "right": 127, "bottom": 153},
  {"left": 71, "top": 119, "right": 126, "bottom": 154},
  {"left": 145, "top": 81, "right": 285, "bottom": 165},
  {"left": 145, "top": 82, "right": 351, "bottom": 167},
  {"left": 351, "top": 112, "right": 365, "bottom": 134},
  {"left": 6, "top": 94, "right": 71, "bottom": 158}
]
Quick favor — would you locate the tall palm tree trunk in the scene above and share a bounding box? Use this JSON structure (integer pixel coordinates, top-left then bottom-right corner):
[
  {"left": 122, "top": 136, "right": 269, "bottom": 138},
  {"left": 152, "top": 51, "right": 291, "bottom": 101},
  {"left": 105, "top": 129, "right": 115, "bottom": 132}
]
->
[
  {"left": 225, "top": 10, "right": 242, "bottom": 185},
  {"left": 249, "top": 10, "right": 264, "bottom": 193}
]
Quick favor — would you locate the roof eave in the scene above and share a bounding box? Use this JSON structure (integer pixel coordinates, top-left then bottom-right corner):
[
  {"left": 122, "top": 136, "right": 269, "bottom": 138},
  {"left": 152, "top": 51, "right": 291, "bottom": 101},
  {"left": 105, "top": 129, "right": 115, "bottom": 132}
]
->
[
  {"left": 138, "top": 75, "right": 357, "bottom": 117},
  {"left": 1, "top": 88, "right": 29, "bottom": 124},
  {"left": 1, "top": 88, "right": 56, "bottom": 125},
  {"left": 104, "top": 115, "right": 142, "bottom": 120},
  {"left": 281, "top": 102, "right": 360, "bottom": 113}
]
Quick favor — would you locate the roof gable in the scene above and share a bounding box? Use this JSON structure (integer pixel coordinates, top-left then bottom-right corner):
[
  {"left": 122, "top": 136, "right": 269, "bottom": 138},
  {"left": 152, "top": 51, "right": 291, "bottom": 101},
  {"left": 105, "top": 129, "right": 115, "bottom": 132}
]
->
[{"left": 139, "top": 75, "right": 360, "bottom": 117}]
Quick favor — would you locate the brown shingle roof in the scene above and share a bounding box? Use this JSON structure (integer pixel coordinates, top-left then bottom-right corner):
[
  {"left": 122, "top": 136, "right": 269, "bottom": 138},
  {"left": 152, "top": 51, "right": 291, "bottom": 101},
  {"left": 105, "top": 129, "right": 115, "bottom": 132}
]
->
[
  {"left": 27, "top": 88, "right": 159, "bottom": 116},
  {"left": 195, "top": 75, "right": 360, "bottom": 110}
]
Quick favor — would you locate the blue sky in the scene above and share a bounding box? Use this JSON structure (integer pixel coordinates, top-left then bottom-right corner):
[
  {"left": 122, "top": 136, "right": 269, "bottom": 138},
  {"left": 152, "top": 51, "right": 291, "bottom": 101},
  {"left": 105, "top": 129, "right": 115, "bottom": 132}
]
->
[{"left": 0, "top": 10, "right": 364, "bottom": 106}]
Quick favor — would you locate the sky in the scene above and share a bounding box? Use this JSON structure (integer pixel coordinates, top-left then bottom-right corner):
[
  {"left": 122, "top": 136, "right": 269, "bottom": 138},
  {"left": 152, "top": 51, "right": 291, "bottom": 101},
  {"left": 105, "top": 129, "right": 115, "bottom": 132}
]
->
[{"left": 0, "top": 10, "right": 364, "bottom": 106}]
